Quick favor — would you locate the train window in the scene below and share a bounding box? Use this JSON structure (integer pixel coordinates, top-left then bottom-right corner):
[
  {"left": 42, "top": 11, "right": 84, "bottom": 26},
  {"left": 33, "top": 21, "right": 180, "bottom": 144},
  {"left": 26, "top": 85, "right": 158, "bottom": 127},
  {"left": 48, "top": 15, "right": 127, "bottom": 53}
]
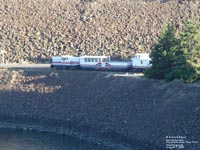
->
[
  {"left": 62, "top": 57, "right": 67, "bottom": 61},
  {"left": 84, "top": 58, "right": 87, "bottom": 62},
  {"left": 141, "top": 60, "right": 143, "bottom": 64},
  {"left": 102, "top": 57, "right": 109, "bottom": 62}
]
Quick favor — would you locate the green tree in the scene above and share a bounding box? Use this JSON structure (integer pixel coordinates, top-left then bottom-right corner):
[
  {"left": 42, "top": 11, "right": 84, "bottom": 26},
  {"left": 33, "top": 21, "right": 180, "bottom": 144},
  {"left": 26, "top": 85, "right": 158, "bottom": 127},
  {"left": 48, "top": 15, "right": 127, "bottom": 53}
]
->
[
  {"left": 179, "top": 18, "right": 200, "bottom": 71},
  {"left": 171, "top": 18, "right": 200, "bottom": 82},
  {"left": 145, "top": 19, "right": 200, "bottom": 83},
  {"left": 145, "top": 23, "right": 179, "bottom": 79}
]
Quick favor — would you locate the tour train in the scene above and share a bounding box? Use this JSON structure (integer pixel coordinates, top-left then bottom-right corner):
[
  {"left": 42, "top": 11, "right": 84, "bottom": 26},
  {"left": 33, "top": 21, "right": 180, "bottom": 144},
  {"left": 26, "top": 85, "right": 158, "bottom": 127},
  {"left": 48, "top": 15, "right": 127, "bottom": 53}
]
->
[{"left": 50, "top": 53, "right": 151, "bottom": 72}]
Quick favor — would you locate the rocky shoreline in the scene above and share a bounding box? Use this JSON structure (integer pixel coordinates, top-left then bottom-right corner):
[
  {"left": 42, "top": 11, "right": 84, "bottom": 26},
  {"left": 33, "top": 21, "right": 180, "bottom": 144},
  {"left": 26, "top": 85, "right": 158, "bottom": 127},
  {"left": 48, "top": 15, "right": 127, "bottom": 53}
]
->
[
  {"left": 0, "top": 115, "right": 154, "bottom": 150},
  {"left": 0, "top": 69, "right": 199, "bottom": 149}
]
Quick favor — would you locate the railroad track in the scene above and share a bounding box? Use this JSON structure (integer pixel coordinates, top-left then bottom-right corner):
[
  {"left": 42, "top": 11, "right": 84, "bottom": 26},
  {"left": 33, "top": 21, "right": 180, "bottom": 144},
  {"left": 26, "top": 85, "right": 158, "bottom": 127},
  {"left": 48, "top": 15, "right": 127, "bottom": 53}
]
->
[
  {"left": 0, "top": 64, "right": 144, "bottom": 78},
  {"left": 0, "top": 64, "right": 50, "bottom": 69}
]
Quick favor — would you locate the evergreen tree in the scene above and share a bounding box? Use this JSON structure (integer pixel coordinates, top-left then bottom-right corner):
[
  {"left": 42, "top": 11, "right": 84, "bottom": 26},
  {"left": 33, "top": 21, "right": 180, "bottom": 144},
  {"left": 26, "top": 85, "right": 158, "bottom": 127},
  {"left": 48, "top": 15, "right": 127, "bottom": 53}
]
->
[
  {"left": 179, "top": 19, "right": 200, "bottom": 68},
  {"left": 145, "top": 23, "right": 179, "bottom": 79},
  {"left": 176, "top": 18, "right": 200, "bottom": 82},
  {"left": 145, "top": 19, "right": 200, "bottom": 83}
]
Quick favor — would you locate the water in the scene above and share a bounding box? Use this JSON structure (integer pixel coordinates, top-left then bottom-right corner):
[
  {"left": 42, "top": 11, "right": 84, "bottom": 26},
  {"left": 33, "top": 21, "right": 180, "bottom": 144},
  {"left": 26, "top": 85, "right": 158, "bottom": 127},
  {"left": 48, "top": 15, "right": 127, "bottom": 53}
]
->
[{"left": 0, "top": 128, "right": 109, "bottom": 150}]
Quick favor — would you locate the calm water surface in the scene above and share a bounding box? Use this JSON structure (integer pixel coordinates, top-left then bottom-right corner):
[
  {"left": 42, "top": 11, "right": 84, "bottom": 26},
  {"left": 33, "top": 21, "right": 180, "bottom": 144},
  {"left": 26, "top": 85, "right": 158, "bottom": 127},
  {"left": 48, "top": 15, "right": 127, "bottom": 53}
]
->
[{"left": 0, "top": 128, "right": 109, "bottom": 150}]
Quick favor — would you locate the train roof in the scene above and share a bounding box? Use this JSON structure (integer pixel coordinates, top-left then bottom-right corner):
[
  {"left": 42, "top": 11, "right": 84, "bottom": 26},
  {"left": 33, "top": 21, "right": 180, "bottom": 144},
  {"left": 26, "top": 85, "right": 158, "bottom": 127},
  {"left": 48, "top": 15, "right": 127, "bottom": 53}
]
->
[
  {"left": 132, "top": 53, "right": 151, "bottom": 59},
  {"left": 134, "top": 53, "right": 149, "bottom": 56},
  {"left": 80, "top": 55, "right": 109, "bottom": 58},
  {"left": 52, "top": 55, "right": 79, "bottom": 58}
]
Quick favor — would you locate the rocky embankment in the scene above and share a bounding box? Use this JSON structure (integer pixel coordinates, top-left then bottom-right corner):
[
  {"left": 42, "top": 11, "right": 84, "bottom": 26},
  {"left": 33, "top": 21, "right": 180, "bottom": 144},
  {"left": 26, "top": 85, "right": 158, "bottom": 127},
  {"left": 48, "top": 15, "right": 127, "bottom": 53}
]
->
[
  {"left": 0, "top": 0, "right": 200, "bottom": 63},
  {"left": 0, "top": 69, "right": 199, "bottom": 149}
]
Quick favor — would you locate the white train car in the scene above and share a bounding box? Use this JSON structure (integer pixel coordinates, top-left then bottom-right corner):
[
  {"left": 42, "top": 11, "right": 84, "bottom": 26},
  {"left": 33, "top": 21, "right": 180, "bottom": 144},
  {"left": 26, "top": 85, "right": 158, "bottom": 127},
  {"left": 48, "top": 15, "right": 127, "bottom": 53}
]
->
[
  {"left": 79, "top": 55, "right": 110, "bottom": 70},
  {"left": 103, "top": 61, "right": 131, "bottom": 70},
  {"left": 131, "top": 53, "right": 151, "bottom": 72},
  {"left": 50, "top": 55, "right": 80, "bottom": 69},
  {"left": 50, "top": 53, "right": 151, "bottom": 72},
  {"left": 80, "top": 55, "right": 131, "bottom": 70}
]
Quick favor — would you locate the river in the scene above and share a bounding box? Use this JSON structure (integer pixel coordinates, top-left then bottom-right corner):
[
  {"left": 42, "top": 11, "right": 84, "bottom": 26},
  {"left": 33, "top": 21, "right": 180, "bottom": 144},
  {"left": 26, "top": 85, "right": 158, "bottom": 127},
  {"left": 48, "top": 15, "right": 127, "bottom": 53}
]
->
[{"left": 0, "top": 128, "right": 110, "bottom": 150}]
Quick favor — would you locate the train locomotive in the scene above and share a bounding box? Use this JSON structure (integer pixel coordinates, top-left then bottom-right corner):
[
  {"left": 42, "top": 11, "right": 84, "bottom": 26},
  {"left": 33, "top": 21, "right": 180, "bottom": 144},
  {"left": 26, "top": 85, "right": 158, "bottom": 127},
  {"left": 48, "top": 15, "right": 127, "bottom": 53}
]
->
[{"left": 50, "top": 53, "right": 151, "bottom": 72}]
